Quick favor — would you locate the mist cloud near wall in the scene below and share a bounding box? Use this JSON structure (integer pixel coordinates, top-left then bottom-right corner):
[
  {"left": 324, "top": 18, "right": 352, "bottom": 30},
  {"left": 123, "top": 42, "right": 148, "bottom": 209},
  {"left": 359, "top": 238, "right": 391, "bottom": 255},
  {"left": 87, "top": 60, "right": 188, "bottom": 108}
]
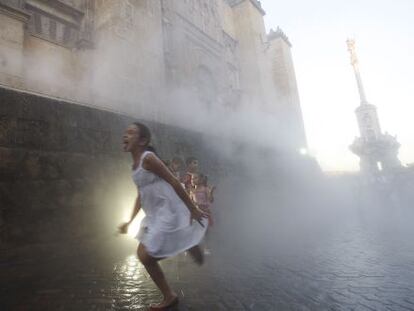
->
[{"left": 6, "top": 10, "right": 346, "bottom": 256}]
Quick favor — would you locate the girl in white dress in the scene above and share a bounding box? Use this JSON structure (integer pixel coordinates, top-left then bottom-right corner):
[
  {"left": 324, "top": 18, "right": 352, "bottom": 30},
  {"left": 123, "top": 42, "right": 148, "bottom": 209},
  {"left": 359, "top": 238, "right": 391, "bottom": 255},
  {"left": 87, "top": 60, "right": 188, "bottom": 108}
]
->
[{"left": 118, "top": 122, "right": 208, "bottom": 310}]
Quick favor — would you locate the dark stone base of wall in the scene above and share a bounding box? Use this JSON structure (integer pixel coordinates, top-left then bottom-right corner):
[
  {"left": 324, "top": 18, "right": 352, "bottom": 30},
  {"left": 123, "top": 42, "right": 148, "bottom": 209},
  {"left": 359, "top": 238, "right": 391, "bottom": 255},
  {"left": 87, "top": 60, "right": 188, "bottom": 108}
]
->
[{"left": 0, "top": 87, "right": 220, "bottom": 247}]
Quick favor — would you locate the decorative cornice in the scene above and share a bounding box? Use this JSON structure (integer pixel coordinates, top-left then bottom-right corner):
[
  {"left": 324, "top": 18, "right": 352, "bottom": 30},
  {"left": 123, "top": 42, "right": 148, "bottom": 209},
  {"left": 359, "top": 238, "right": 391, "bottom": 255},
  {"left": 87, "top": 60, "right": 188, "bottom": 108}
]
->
[
  {"left": 268, "top": 26, "right": 291, "bottom": 47},
  {"left": 36, "top": 0, "right": 84, "bottom": 16},
  {"left": 227, "top": 0, "right": 266, "bottom": 16},
  {"left": 26, "top": 0, "right": 84, "bottom": 25},
  {"left": 52, "top": 0, "right": 84, "bottom": 18},
  {"left": 0, "top": 2, "right": 30, "bottom": 22}
]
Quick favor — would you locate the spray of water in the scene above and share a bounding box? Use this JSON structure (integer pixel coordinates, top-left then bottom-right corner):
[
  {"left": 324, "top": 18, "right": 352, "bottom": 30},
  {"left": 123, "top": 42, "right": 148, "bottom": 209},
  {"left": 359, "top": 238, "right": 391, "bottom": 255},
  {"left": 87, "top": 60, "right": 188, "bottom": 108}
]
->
[{"left": 5, "top": 1, "right": 413, "bottom": 272}]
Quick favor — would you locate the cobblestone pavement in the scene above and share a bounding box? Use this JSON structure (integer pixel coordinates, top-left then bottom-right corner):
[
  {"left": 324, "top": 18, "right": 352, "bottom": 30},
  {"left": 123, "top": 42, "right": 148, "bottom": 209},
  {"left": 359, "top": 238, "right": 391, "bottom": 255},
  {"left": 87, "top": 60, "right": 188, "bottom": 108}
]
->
[{"left": 1, "top": 194, "right": 414, "bottom": 311}]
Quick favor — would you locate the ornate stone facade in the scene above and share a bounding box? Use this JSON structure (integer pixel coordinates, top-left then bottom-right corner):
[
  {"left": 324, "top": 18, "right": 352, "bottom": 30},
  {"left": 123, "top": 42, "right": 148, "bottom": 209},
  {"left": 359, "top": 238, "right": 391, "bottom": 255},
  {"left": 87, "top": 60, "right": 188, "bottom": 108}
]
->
[
  {"left": 0, "top": 0, "right": 309, "bottom": 247},
  {"left": 0, "top": 0, "right": 307, "bottom": 149}
]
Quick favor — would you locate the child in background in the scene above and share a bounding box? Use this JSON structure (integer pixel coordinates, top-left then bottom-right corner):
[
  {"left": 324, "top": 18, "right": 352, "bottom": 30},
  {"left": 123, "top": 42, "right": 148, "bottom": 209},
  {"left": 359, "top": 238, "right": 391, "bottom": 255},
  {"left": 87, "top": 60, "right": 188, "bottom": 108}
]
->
[
  {"left": 168, "top": 156, "right": 183, "bottom": 179},
  {"left": 181, "top": 156, "right": 199, "bottom": 193},
  {"left": 191, "top": 173, "right": 215, "bottom": 254},
  {"left": 202, "top": 174, "right": 216, "bottom": 207}
]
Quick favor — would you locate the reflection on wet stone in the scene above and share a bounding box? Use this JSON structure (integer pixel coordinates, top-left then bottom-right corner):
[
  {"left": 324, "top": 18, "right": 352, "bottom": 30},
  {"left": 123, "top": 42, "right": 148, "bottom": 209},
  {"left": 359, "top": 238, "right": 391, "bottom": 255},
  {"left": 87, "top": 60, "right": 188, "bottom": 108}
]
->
[{"left": 5, "top": 194, "right": 413, "bottom": 310}]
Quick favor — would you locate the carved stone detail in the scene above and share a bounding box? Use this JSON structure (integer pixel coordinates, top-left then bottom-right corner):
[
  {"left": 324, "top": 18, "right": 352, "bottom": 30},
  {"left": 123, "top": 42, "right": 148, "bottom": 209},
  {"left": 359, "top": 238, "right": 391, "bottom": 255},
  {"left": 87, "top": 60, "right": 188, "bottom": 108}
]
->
[{"left": 21, "top": 0, "right": 95, "bottom": 48}]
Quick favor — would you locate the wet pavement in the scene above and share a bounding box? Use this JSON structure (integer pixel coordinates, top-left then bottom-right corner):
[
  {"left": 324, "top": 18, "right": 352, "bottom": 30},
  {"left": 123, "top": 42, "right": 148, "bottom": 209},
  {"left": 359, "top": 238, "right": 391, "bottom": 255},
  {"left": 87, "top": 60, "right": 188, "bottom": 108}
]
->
[{"left": 1, "top": 193, "right": 414, "bottom": 311}]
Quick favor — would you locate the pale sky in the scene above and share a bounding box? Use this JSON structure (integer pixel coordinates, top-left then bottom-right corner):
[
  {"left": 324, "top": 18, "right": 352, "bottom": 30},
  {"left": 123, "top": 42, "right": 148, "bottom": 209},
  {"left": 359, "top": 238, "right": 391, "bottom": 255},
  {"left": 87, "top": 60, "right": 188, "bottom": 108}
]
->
[{"left": 261, "top": 0, "right": 414, "bottom": 171}]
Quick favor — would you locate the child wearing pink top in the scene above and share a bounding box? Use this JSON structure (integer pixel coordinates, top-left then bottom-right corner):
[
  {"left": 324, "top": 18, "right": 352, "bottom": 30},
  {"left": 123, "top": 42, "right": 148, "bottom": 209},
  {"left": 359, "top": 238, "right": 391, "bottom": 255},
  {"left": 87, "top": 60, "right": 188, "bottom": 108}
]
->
[{"left": 190, "top": 173, "right": 215, "bottom": 227}]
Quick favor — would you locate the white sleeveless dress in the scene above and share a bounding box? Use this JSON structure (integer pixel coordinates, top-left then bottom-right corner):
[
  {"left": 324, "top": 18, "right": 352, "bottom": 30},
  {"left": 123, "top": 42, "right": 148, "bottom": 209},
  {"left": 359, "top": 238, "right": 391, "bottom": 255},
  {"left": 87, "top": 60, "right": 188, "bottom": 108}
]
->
[{"left": 133, "top": 151, "right": 207, "bottom": 258}]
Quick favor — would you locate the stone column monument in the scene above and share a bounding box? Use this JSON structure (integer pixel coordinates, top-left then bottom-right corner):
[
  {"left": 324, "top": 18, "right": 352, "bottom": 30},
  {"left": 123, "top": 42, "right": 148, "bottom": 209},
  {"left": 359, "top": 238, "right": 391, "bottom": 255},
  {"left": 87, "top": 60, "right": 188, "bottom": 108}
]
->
[{"left": 347, "top": 39, "right": 401, "bottom": 173}]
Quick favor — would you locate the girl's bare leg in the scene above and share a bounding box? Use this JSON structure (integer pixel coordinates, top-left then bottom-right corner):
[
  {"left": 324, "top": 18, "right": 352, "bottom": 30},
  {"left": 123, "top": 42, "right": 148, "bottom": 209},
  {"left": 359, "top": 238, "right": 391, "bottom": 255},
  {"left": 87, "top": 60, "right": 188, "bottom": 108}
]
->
[
  {"left": 137, "top": 244, "right": 177, "bottom": 306},
  {"left": 188, "top": 244, "right": 204, "bottom": 265}
]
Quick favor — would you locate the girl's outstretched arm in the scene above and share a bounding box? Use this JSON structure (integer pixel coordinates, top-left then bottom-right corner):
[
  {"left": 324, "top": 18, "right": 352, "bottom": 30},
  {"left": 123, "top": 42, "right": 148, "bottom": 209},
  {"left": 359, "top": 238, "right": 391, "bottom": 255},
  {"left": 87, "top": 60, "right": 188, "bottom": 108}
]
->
[
  {"left": 118, "top": 190, "right": 141, "bottom": 234},
  {"left": 143, "top": 153, "right": 207, "bottom": 226}
]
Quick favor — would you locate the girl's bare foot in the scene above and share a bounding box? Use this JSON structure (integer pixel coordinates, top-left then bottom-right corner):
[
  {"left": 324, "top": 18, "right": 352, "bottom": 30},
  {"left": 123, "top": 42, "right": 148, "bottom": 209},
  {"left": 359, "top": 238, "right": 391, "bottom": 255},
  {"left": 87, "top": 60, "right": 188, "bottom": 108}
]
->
[{"left": 149, "top": 293, "right": 178, "bottom": 310}]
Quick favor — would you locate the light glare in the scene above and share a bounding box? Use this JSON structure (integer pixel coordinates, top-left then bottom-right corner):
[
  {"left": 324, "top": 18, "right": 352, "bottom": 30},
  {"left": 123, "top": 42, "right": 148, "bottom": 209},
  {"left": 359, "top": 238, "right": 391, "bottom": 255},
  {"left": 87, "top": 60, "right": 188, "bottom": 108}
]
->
[{"left": 127, "top": 212, "right": 144, "bottom": 238}]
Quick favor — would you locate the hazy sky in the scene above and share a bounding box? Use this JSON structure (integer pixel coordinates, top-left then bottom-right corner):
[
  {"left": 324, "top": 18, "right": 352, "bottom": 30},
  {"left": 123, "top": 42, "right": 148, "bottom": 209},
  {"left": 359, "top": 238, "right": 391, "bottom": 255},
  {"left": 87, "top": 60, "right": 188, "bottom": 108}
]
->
[{"left": 260, "top": 0, "right": 414, "bottom": 171}]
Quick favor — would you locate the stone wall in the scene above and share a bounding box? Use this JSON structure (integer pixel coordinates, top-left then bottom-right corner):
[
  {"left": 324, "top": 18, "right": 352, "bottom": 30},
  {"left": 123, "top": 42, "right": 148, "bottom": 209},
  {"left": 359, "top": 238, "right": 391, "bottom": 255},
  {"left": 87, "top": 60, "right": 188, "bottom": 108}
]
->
[
  {"left": 267, "top": 30, "right": 307, "bottom": 150},
  {"left": 0, "top": 0, "right": 309, "bottom": 154},
  {"left": 231, "top": 0, "right": 267, "bottom": 108},
  {"left": 0, "top": 86, "right": 220, "bottom": 247},
  {"left": 0, "top": 1, "right": 29, "bottom": 88}
]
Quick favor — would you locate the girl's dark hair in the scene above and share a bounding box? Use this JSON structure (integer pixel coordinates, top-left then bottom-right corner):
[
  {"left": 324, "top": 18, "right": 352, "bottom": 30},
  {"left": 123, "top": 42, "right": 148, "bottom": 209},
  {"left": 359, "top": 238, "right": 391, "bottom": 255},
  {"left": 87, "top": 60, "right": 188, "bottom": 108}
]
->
[
  {"left": 145, "top": 145, "right": 158, "bottom": 154},
  {"left": 133, "top": 122, "right": 158, "bottom": 154}
]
